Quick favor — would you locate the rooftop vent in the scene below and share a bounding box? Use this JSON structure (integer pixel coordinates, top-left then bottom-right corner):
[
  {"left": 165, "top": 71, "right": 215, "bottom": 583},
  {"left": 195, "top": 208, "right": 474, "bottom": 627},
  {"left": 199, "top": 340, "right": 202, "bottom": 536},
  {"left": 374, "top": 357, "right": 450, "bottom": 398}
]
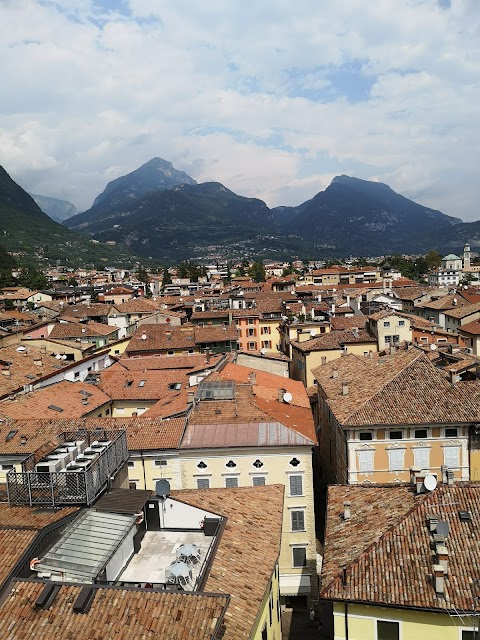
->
[
  {"left": 459, "top": 510, "right": 471, "bottom": 522},
  {"left": 73, "top": 587, "right": 96, "bottom": 614},
  {"left": 48, "top": 405, "right": 64, "bottom": 413},
  {"left": 35, "top": 583, "right": 60, "bottom": 609}
]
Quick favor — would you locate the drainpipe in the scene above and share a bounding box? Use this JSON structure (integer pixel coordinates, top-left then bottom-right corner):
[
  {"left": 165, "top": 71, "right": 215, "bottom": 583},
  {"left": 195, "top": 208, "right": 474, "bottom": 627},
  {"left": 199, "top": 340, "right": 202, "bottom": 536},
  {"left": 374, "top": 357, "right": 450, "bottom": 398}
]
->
[
  {"left": 344, "top": 603, "right": 349, "bottom": 640},
  {"left": 140, "top": 451, "right": 147, "bottom": 490}
]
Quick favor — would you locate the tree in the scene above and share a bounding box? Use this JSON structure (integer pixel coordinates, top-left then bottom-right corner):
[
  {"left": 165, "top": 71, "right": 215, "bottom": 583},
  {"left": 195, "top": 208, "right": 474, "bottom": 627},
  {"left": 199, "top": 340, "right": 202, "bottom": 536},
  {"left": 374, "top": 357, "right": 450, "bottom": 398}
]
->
[
  {"left": 89, "top": 287, "right": 99, "bottom": 303},
  {"left": 162, "top": 267, "right": 172, "bottom": 286},
  {"left": 248, "top": 261, "right": 266, "bottom": 283},
  {"left": 425, "top": 250, "right": 442, "bottom": 270},
  {"left": 67, "top": 277, "right": 78, "bottom": 287},
  {"left": 137, "top": 266, "right": 152, "bottom": 297},
  {"left": 17, "top": 267, "right": 48, "bottom": 290}
]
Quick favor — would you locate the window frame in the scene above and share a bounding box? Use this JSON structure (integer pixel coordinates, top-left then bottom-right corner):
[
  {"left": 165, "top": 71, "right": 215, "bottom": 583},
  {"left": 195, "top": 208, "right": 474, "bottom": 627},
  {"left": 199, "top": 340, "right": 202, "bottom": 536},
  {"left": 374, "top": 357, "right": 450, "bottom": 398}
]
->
[
  {"left": 289, "top": 475, "right": 303, "bottom": 496},
  {"left": 225, "top": 476, "right": 239, "bottom": 488},
  {"left": 376, "top": 619, "right": 400, "bottom": 640},
  {"left": 292, "top": 546, "right": 307, "bottom": 568},
  {"left": 291, "top": 509, "right": 306, "bottom": 531}
]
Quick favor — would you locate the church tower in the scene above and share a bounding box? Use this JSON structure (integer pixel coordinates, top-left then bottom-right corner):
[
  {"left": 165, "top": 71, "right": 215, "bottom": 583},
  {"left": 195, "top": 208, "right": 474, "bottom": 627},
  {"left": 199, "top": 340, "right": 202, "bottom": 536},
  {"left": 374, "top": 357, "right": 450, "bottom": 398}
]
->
[{"left": 464, "top": 243, "right": 471, "bottom": 270}]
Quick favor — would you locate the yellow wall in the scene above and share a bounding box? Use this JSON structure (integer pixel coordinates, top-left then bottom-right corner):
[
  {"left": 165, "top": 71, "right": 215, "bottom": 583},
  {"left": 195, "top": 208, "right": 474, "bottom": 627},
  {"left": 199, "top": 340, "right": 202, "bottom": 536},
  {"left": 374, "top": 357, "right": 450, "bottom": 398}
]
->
[
  {"left": 258, "top": 318, "right": 281, "bottom": 353},
  {"left": 333, "top": 602, "right": 477, "bottom": 640},
  {"left": 111, "top": 401, "right": 154, "bottom": 418},
  {"left": 127, "top": 447, "right": 318, "bottom": 601},
  {"left": 251, "top": 563, "right": 283, "bottom": 640},
  {"left": 370, "top": 315, "right": 412, "bottom": 351},
  {"left": 105, "top": 337, "right": 131, "bottom": 357},
  {"left": 22, "top": 338, "right": 89, "bottom": 362}
]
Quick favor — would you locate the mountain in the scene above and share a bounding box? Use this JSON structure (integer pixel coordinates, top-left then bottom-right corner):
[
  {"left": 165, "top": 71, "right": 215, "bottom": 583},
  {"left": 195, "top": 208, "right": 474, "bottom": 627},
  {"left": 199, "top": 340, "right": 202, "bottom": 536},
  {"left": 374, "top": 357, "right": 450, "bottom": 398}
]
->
[
  {"left": 66, "top": 157, "right": 197, "bottom": 230},
  {"left": 0, "top": 167, "right": 135, "bottom": 267},
  {"left": 29, "top": 193, "right": 78, "bottom": 223},
  {"left": 280, "top": 175, "right": 463, "bottom": 255},
  {"left": 65, "top": 181, "right": 305, "bottom": 261}
]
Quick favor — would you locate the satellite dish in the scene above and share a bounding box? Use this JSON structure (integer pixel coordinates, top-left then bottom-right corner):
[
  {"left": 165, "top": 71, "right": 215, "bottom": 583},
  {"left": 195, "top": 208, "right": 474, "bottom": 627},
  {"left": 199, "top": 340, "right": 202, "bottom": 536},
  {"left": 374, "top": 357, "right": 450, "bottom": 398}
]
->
[
  {"left": 282, "top": 316, "right": 288, "bottom": 321},
  {"left": 16, "top": 346, "right": 26, "bottom": 352},
  {"left": 166, "top": 317, "right": 171, "bottom": 323},
  {"left": 155, "top": 478, "right": 170, "bottom": 499},
  {"left": 55, "top": 354, "right": 62, "bottom": 360},
  {"left": 430, "top": 344, "right": 437, "bottom": 351},
  {"left": 61, "top": 354, "right": 67, "bottom": 360},
  {"left": 283, "top": 392, "right": 293, "bottom": 403},
  {"left": 310, "top": 330, "right": 317, "bottom": 337},
  {"left": 260, "top": 347, "right": 267, "bottom": 355},
  {"left": 424, "top": 474, "right": 438, "bottom": 491},
  {"left": 141, "top": 333, "right": 147, "bottom": 341},
  {"left": 437, "top": 520, "right": 449, "bottom": 537}
]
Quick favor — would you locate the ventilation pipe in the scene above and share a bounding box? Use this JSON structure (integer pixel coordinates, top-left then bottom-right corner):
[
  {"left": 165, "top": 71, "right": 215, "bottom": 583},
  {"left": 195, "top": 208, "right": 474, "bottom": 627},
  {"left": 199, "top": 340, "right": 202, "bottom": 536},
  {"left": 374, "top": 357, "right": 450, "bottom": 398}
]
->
[{"left": 343, "top": 501, "right": 351, "bottom": 521}]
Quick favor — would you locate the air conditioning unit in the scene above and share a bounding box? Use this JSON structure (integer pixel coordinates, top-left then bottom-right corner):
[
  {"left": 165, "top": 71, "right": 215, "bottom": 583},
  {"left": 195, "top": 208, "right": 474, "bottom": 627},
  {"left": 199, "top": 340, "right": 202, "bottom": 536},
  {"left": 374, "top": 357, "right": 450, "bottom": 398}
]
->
[
  {"left": 35, "top": 459, "right": 63, "bottom": 473},
  {"left": 51, "top": 448, "right": 74, "bottom": 467},
  {"left": 466, "top": 348, "right": 474, "bottom": 355}
]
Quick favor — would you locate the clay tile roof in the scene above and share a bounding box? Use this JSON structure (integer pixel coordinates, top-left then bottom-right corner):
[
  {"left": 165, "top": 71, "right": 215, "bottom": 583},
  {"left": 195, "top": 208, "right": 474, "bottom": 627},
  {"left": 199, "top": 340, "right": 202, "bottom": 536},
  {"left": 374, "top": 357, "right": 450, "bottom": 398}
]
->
[
  {"left": 173, "top": 485, "right": 284, "bottom": 639},
  {"left": 0, "top": 580, "right": 229, "bottom": 639},
  {"left": 444, "top": 300, "right": 480, "bottom": 319},
  {"left": 113, "top": 299, "right": 159, "bottom": 314},
  {"left": 330, "top": 316, "right": 366, "bottom": 330},
  {"left": 292, "top": 328, "right": 375, "bottom": 353},
  {"left": 49, "top": 321, "right": 116, "bottom": 339},
  {"left": 0, "top": 381, "right": 111, "bottom": 421},
  {"left": 321, "top": 484, "right": 480, "bottom": 613},
  {"left": 59, "top": 303, "right": 113, "bottom": 318},
  {"left": 459, "top": 320, "right": 480, "bottom": 335},
  {"left": 117, "top": 353, "right": 223, "bottom": 371},
  {"left": 313, "top": 349, "right": 480, "bottom": 426},
  {"left": 195, "top": 324, "right": 238, "bottom": 343},
  {"left": 0, "top": 344, "right": 72, "bottom": 399},
  {"left": 97, "top": 369, "right": 188, "bottom": 402},
  {"left": 191, "top": 309, "right": 230, "bottom": 320}
]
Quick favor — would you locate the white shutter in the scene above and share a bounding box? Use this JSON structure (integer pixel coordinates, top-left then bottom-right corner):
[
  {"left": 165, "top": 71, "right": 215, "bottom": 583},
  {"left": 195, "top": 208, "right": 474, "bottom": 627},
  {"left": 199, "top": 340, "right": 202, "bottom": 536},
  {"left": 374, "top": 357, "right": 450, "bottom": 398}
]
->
[
  {"left": 358, "top": 450, "right": 374, "bottom": 473},
  {"left": 413, "top": 448, "right": 429, "bottom": 470},
  {"left": 444, "top": 446, "right": 460, "bottom": 468},
  {"left": 389, "top": 448, "right": 404, "bottom": 471}
]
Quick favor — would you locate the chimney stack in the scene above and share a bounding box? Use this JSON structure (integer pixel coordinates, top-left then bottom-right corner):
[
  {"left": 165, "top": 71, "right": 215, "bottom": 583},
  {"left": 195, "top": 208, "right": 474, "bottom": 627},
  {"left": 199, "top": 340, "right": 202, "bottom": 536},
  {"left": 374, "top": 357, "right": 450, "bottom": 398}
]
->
[
  {"left": 446, "top": 469, "right": 455, "bottom": 485},
  {"left": 343, "top": 501, "right": 351, "bottom": 521},
  {"left": 415, "top": 473, "right": 426, "bottom": 494},
  {"left": 427, "top": 514, "right": 439, "bottom": 532},
  {"left": 436, "top": 545, "right": 449, "bottom": 573},
  {"left": 332, "top": 367, "right": 339, "bottom": 379},
  {"left": 342, "top": 381, "right": 349, "bottom": 396},
  {"left": 33, "top": 357, "right": 43, "bottom": 367},
  {"left": 248, "top": 372, "right": 257, "bottom": 385},
  {"left": 278, "top": 388, "right": 286, "bottom": 402},
  {"left": 1, "top": 367, "right": 11, "bottom": 377},
  {"left": 433, "top": 564, "right": 446, "bottom": 597},
  {"left": 187, "top": 391, "right": 195, "bottom": 404}
]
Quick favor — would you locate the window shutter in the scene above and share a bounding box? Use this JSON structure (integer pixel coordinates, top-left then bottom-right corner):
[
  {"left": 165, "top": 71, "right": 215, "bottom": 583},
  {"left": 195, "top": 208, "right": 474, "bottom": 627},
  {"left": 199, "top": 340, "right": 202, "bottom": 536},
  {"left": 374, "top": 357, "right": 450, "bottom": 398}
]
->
[
  {"left": 291, "top": 511, "right": 305, "bottom": 531},
  {"left": 253, "top": 477, "right": 266, "bottom": 486},
  {"left": 196, "top": 478, "right": 210, "bottom": 489},
  {"left": 289, "top": 475, "right": 303, "bottom": 496},
  {"left": 225, "top": 477, "right": 238, "bottom": 488},
  {"left": 414, "top": 448, "right": 429, "bottom": 469}
]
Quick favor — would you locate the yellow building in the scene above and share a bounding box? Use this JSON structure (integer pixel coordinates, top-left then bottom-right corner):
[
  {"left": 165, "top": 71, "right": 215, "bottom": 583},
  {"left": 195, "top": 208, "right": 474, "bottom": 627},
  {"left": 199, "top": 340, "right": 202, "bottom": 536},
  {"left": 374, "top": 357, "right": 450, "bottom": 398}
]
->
[
  {"left": 321, "top": 484, "right": 480, "bottom": 640},
  {"left": 291, "top": 327, "right": 377, "bottom": 387},
  {"left": 367, "top": 310, "right": 413, "bottom": 350},
  {"left": 313, "top": 348, "right": 477, "bottom": 485}
]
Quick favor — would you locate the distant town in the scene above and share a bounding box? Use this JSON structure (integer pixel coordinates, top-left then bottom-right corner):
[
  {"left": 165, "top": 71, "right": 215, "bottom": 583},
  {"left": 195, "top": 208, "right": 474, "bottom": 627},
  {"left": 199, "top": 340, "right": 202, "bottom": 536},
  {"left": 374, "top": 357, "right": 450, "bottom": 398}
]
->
[{"left": 0, "top": 241, "right": 479, "bottom": 638}]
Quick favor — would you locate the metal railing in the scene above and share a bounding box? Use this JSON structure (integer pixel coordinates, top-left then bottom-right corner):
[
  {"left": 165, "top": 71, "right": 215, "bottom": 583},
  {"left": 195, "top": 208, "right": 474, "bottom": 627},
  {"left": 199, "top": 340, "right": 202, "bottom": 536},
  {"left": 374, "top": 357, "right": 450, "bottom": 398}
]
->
[{"left": 6, "top": 430, "right": 128, "bottom": 507}]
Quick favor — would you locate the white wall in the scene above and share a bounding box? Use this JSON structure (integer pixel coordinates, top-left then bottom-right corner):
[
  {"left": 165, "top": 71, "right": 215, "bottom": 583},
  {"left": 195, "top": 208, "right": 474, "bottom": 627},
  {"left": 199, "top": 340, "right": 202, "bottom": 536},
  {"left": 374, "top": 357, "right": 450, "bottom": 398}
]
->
[
  {"left": 105, "top": 526, "right": 135, "bottom": 581},
  {"left": 153, "top": 498, "right": 219, "bottom": 529}
]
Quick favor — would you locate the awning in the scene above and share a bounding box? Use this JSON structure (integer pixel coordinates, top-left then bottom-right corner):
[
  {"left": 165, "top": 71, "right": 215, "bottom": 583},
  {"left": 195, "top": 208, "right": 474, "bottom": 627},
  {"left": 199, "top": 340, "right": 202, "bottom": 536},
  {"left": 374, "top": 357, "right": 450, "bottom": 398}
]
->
[{"left": 280, "top": 574, "right": 311, "bottom": 595}]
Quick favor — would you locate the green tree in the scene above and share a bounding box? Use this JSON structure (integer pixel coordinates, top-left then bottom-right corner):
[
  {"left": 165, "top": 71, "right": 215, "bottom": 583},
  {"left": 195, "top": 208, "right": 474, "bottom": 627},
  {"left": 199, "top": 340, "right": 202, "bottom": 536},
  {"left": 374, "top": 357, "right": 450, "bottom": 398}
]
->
[
  {"left": 137, "top": 266, "right": 152, "bottom": 297},
  {"left": 17, "top": 267, "right": 48, "bottom": 290},
  {"left": 162, "top": 267, "right": 172, "bottom": 286},
  {"left": 67, "top": 277, "right": 78, "bottom": 287},
  {"left": 248, "top": 261, "right": 266, "bottom": 283},
  {"left": 425, "top": 250, "right": 442, "bottom": 270},
  {"left": 89, "top": 287, "right": 99, "bottom": 303}
]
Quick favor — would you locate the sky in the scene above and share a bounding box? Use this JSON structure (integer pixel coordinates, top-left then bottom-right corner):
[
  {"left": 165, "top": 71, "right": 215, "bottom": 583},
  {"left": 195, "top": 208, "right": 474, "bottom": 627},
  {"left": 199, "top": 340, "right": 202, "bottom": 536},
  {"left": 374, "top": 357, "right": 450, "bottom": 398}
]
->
[{"left": 1, "top": 0, "right": 480, "bottom": 220}]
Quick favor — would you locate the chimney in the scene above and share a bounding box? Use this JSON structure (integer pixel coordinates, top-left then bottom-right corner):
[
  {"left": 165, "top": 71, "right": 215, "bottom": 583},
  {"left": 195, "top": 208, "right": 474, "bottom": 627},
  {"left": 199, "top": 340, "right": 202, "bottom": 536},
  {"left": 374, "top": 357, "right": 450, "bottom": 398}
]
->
[
  {"left": 342, "top": 381, "right": 349, "bottom": 396},
  {"left": 81, "top": 398, "right": 89, "bottom": 406},
  {"left": 346, "top": 295, "right": 350, "bottom": 308},
  {"left": 1, "top": 367, "right": 11, "bottom": 377},
  {"left": 449, "top": 371, "right": 460, "bottom": 384},
  {"left": 446, "top": 469, "right": 455, "bottom": 485},
  {"left": 332, "top": 367, "right": 339, "bottom": 379},
  {"left": 33, "top": 357, "right": 43, "bottom": 367},
  {"left": 436, "top": 545, "right": 449, "bottom": 573},
  {"left": 343, "top": 501, "right": 351, "bottom": 521},
  {"left": 331, "top": 304, "right": 336, "bottom": 315},
  {"left": 278, "top": 388, "right": 286, "bottom": 402},
  {"left": 187, "top": 391, "right": 195, "bottom": 404},
  {"left": 248, "top": 371, "right": 257, "bottom": 385},
  {"left": 433, "top": 564, "right": 446, "bottom": 597},
  {"left": 40, "top": 345, "right": 47, "bottom": 354},
  {"left": 352, "top": 327, "right": 359, "bottom": 337},
  {"left": 427, "top": 514, "right": 439, "bottom": 532},
  {"left": 415, "top": 473, "right": 426, "bottom": 494},
  {"left": 205, "top": 348, "right": 211, "bottom": 363},
  {"left": 368, "top": 350, "right": 373, "bottom": 358}
]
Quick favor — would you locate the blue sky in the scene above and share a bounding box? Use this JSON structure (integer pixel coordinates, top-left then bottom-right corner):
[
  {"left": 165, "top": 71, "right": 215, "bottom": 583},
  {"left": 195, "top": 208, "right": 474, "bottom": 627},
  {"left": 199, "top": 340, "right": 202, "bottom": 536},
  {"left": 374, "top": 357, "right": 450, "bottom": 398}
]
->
[{"left": 1, "top": 0, "right": 479, "bottom": 221}]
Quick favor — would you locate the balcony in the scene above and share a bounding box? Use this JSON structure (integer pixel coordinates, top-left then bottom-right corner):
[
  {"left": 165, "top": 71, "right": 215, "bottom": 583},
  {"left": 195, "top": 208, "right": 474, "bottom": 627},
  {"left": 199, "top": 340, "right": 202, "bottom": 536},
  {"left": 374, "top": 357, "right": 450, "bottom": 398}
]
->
[{"left": 6, "top": 430, "right": 128, "bottom": 507}]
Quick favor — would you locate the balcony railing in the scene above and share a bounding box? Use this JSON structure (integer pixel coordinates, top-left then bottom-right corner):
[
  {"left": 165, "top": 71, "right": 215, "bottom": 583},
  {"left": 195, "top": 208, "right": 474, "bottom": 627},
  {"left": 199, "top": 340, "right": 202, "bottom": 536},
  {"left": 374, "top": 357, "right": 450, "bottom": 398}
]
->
[{"left": 6, "top": 430, "right": 128, "bottom": 507}]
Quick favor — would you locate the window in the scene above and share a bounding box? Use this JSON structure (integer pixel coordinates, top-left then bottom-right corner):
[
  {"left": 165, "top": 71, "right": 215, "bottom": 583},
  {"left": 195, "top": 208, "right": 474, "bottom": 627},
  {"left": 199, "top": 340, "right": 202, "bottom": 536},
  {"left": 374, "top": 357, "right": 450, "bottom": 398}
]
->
[
  {"left": 129, "top": 481, "right": 138, "bottom": 490},
  {"left": 138, "top": 380, "right": 145, "bottom": 387},
  {"left": 169, "top": 383, "right": 182, "bottom": 390},
  {"left": 384, "top": 321, "right": 390, "bottom": 328},
  {"left": 253, "top": 459, "right": 263, "bottom": 468},
  {"left": 358, "top": 450, "right": 374, "bottom": 473},
  {"left": 398, "top": 320, "right": 405, "bottom": 327},
  {"left": 289, "top": 475, "right": 303, "bottom": 496},
  {"left": 105, "top": 409, "right": 110, "bottom": 415},
  {"left": 377, "top": 620, "right": 399, "bottom": 640},
  {"left": 289, "top": 458, "right": 301, "bottom": 467},
  {"left": 445, "top": 427, "right": 458, "bottom": 438},
  {"left": 321, "top": 356, "right": 327, "bottom": 365},
  {"left": 248, "top": 328, "right": 255, "bottom": 337},
  {"left": 0, "top": 464, "right": 14, "bottom": 471},
  {"left": 253, "top": 476, "right": 266, "bottom": 486},
  {"left": 167, "top": 350, "right": 174, "bottom": 355},
  {"left": 125, "top": 380, "right": 133, "bottom": 387},
  {"left": 444, "top": 446, "right": 460, "bottom": 468},
  {"left": 154, "top": 460, "right": 167, "bottom": 466},
  {"left": 291, "top": 510, "right": 305, "bottom": 531},
  {"left": 261, "top": 326, "right": 271, "bottom": 334},
  {"left": 248, "top": 342, "right": 256, "bottom": 350},
  {"left": 462, "top": 631, "right": 475, "bottom": 640},
  {"left": 196, "top": 478, "right": 210, "bottom": 489},
  {"left": 197, "top": 461, "right": 207, "bottom": 469},
  {"left": 388, "top": 448, "right": 405, "bottom": 472},
  {"left": 413, "top": 447, "right": 429, "bottom": 470},
  {"left": 248, "top": 318, "right": 255, "bottom": 325},
  {"left": 225, "top": 460, "right": 237, "bottom": 468},
  {"left": 389, "top": 431, "right": 403, "bottom": 440},
  {"left": 261, "top": 341, "right": 272, "bottom": 349},
  {"left": 414, "top": 429, "right": 428, "bottom": 439},
  {"left": 127, "top": 461, "right": 135, "bottom": 468},
  {"left": 359, "top": 432, "right": 373, "bottom": 441},
  {"left": 292, "top": 547, "right": 307, "bottom": 567},
  {"left": 225, "top": 477, "right": 238, "bottom": 488}
]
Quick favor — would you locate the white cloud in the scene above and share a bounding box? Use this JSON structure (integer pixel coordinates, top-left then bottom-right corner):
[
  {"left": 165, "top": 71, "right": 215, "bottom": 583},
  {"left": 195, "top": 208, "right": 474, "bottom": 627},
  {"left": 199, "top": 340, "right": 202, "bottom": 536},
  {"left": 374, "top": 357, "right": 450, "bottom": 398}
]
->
[{"left": 0, "top": 0, "right": 479, "bottom": 221}]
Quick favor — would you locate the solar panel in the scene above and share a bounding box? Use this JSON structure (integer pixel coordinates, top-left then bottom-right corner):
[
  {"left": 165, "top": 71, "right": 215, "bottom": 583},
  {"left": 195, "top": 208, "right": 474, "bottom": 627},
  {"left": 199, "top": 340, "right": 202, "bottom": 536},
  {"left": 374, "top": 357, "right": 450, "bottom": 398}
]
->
[{"left": 437, "top": 520, "right": 449, "bottom": 537}]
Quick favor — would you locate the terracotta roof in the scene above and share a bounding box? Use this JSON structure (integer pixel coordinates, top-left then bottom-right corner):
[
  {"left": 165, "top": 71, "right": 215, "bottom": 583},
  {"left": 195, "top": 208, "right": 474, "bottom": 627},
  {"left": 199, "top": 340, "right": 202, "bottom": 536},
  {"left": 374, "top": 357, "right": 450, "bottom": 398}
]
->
[
  {"left": 126, "top": 324, "right": 237, "bottom": 354},
  {"left": 142, "top": 394, "right": 190, "bottom": 419},
  {"left": 195, "top": 324, "right": 238, "bottom": 344},
  {"left": 191, "top": 310, "right": 230, "bottom": 320},
  {"left": 312, "top": 349, "right": 480, "bottom": 426},
  {"left": 59, "top": 303, "right": 113, "bottom": 319},
  {"left": 321, "top": 484, "right": 480, "bottom": 613},
  {"left": 231, "top": 308, "right": 260, "bottom": 318},
  {"left": 117, "top": 353, "right": 224, "bottom": 371},
  {"left": 0, "top": 381, "right": 111, "bottom": 420},
  {"left": 330, "top": 316, "right": 366, "bottom": 330},
  {"left": 0, "top": 580, "right": 229, "bottom": 639},
  {"left": 418, "top": 293, "right": 469, "bottom": 311},
  {"left": 173, "top": 485, "right": 283, "bottom": 640},
  {"left": 444, "top": 300, "right": 480, "bottom": 319},
  {"left": 0, "top": 344, "right": 72, "bottom": 398},
  {"left": 0, "top": 417, "right": 186, "bottom": 453},
  {"left": 291, "top": 328, "right": 376, "bottom": 353},
  {"left": 459, "top": 320, "right": 480, "bottom": 335},
  {"left": 113, "top": 299, "right": 160, "bottom": 314},
  {"left": 97, "top": 369, "right": 189, "bottom": 402},
  {"left": 49, "top": 321, "right": 117, "bottom": 339},
  {"left": 393, "top": 286, "right": 431, "bottom": 300}
]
